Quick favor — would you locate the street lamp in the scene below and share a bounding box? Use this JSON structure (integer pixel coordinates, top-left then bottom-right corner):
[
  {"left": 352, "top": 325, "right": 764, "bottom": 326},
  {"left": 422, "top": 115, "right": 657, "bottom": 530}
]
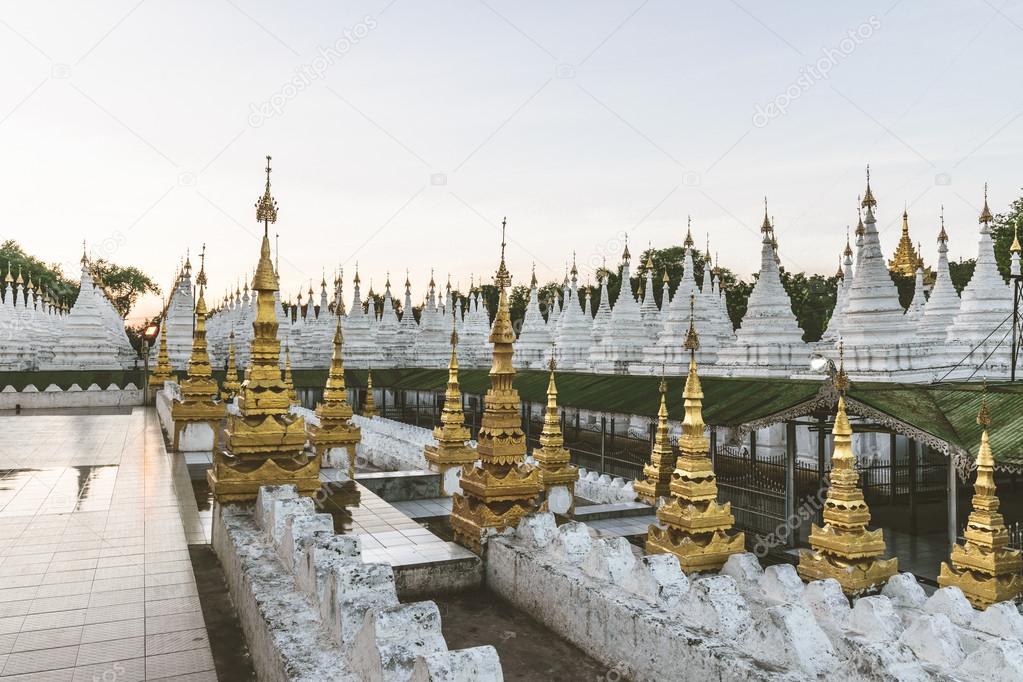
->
[
  {"left": 142, "top": 319, "right": 161, "bottom": 405},
  {"left": 1010, "top": 223, "right": 1021, "bottom": 381}
]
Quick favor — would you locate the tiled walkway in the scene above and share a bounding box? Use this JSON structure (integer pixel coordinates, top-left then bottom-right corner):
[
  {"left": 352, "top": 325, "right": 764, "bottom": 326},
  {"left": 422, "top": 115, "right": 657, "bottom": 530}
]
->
[{"left": 0, "top": 410, "right": 216, "bottom": 681}]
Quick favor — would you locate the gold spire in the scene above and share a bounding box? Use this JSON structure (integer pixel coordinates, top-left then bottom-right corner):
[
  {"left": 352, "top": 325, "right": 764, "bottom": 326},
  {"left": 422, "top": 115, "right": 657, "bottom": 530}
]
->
[
  {"left": 149, "top": 311, "right": 174, "bottom": 389},
  {"left": 529, "top": 263, "right": 537, "bottom": 287},
  {"left": 310, "top": 316, "right": 362, "bottom": 476},
  {"left": 424, "top": 325, "right": 476, "bottom": 475},
  {"left": 362, "top": 368, "right": 377, "bottom": 417},
  {"left": 797, "top": 353, "right": 897, "bottom": 595},
  {"left": 646, "top": 313, "right": 744, "bottom": 572},
  {"left": 979, "top": 183, "right": 994, "bottom": 224},
  {"left": 622, "top": 235, "right": 631, "bottom": 263},
  {"left": 4, "top": 262, "right": 12, "bottom": 284},
  {"left": 283, "top": 344, "right": 298, "bottom": 405},
  {"left": 760, "top": 197, "right": 772, "bottom": 235},
  {"left": 451, "top": 222, "right": 540, "bottom": 553},
  {"left": 255, "top": 155, "right": 278, "bottom": 229},
  {"left": 15, "top": 266, "right": 23, "bottom": 285},
  {"left": 683, "top": 293, "right": 699, "bottom": 352},
  {"left": 938, "top": 398, "right": 1023, "bottom": 607},
  {"left": 533, "top": 355, "right": 579, "bottom": 514},
  {"left": 635, "top": 375, "right": 676, "bottom": 504},
  {"left": 844, "top": 229, "right": 854, "bottom": 257},
  {"left": 171, "top": 251, "right": 225, "bottom": 451},
  {"left": 861, "top": 165, "right": 876, "bottom": 209},
  {"left": 1011, "top": 224, "right": 1021, "bottom": 254},
  {"left": 221, "top": 330, "right": 241, "bottom": 401},
  {"left": 888, "top": 208, "right": 926, "bottom": 277},
  {"left": 684, "top": 216, "right": 694, "bottom": 248},
  {"left": 210, "top": 158, "right": 318, "bottom": 502},
  {"left": 855, "top": 206, "right": 865, "bottom": 237}
]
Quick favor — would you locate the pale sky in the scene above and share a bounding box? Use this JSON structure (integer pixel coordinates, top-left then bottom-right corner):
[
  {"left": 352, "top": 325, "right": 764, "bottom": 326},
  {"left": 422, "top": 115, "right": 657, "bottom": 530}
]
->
[{"left": 2, "top": 0, "right": 1022, "bottom": 323}]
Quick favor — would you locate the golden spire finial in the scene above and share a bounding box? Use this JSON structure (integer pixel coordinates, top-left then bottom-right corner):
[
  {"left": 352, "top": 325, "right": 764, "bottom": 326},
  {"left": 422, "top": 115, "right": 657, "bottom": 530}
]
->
[
  {"left": 856, "top": 204, "right": 865, "bottom": 237},
  {"left": 81, "top": 239, "right": 88, "bottom": 265},
  {"left": 255, "top": 155, "right": 279, "bottom": 232},
  {"left": 862, "top": 164, "right": 876, "bottom": 209},
  {"left": 761, "top": 197, "right": 772, "bottom": 234},
  {"left": 683, "top": 293, "right": 700, "bottom": 353},
  {"left": 938, "top": 205, "right": 949, "bottom": 244},
  {"left": 570, "top": 251, "right": 578, "bottom": 277},
  {"left": 684, "top": 216, "right": 694, "bottom": 248},
  {"left": 495, "top": 216, "right": 511, "bottom": 288},
  {"left": 1011, "top": 221, "right": 1021, "bottom": 254},
  {"left": 15, "top": 265, "right": 23, "bottom": 285},
  {"left": 979, "top": 182, "right": 994, "bottom": 224},
  {"left": 835, "top": 341, "right": 849, "bottom": 393},
  {"left": 662, "top": 270, "right": 670, "bottom": 284},
  {"left": 622, "top": 234, "right": 631, "bottom": 262},
  {"left": 844, "top": 228, "right": 853, "bottom": 257},
  {"left": 196, "top": 243, "right": 207, "bottom": 288},
  {"left": 4, "top": 262, "right": 12, "bottom": 284},
  {"left": 530, "top": 262, "right": 537, "bottom": 287}
]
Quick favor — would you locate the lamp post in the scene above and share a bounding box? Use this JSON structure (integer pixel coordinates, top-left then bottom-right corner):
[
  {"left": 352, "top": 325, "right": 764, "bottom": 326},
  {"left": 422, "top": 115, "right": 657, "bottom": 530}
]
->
[
  {"left": 1010, "top": 223, "right": 1021, "bottom": 382},
  {"left": 142, "top": 319, "right": 160, "bottom": 405}
]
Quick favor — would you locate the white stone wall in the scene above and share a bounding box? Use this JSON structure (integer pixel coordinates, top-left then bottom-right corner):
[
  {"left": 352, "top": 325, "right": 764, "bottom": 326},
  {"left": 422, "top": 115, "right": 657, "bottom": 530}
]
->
[
  {"left": 487, "top": 512, "right": 1023, "bottom": 682},
  {"left": 214, "top": 484, "right": 502, "bottom": 681},
  {"left": 571, "top": 467, "right": 637, "bottom": 504},
  {"left": 0, "top": 382, "right": 142, "bottom": 409}
]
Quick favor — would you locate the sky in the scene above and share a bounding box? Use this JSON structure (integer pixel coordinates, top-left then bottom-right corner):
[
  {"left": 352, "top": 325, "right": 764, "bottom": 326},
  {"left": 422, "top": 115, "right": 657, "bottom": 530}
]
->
[{"left": 2, "top": 0, "right": 1023, "bottom": 324}]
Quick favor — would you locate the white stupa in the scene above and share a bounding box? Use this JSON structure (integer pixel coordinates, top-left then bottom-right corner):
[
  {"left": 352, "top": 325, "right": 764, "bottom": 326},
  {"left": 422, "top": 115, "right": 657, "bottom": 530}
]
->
[
  {"left": 554, "top": 260, "right": 591, "bottom": 371},
  {"left": 395, "top": 276, "right": 420, "bottom": 366},
  {"left": 376, "top": 277, "right": 402, "bottom": 364},
  {"left": 342, "top": 269, "right": 382, "bottom": 369},
  {"left": 904, "top": 266, "right": 927, "bottom": 326},
  {"left": 594, "top": 241, "right": 649, "bottom": 373},
  {"left": 514, "top": 266, "right": 552, "bottom": 369},
  {"left": 586, "top": 270, "right": 613, "bottom": 370},
  {"left": 821, "top": 236, "right": 854, "bottom": 342},
  {"left": 715, "top": 204, "right": 808, "bottom": 376},
  {"left": 638, "top": 253, "right": 661, "bottom": 337},
  {"left": 941, "top": 187, "right": 1013, "bottom": 378},
  {"left": 0, "top": 265, "right": 37, "bottom": 369},
  {"left": 163, "top": 262, "right": 195, "bottom": 370},
  {"left": 917, "top": 216, "right": 961, "bottom": 343},
  {"left": 413, "top": 274, "right": 449, "bottom": 368}
]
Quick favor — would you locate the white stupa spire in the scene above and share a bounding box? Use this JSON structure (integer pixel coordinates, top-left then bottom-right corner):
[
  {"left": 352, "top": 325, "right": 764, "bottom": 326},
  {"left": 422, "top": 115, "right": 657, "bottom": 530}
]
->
[
  {"left": 595, "top": 238, "right": 647, "bottom": 371},
  {"left": 639, "top": 250, "right": 660, "bottom": 335},
  {"left": 917, "top": 211, "right": 961, "bottom": 343},
  {"left": 514, "top": 264, "right": 552, "bottom": 369}
]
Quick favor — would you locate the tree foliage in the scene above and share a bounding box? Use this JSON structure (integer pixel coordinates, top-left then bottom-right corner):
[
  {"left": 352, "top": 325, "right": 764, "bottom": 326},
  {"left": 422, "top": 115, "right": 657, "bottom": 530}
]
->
[{"left": 89, "top": 260, "right": 160, "bottom": 319}]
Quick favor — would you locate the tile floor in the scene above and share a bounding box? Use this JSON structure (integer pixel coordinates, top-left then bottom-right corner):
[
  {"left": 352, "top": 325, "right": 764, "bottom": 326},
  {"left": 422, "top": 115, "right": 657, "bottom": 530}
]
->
[{"left": 0, "top": 410, "right": 216, "bottom": 681}]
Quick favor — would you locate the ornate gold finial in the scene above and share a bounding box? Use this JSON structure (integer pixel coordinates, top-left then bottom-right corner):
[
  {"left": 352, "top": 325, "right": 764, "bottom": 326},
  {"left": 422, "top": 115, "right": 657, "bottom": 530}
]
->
[
  {"left": 979, "top": 183, "right": 994, "bottom": 224},
  {"left": 533, "top": 351, "right": 578, "bottom": 514},
  {"left": 362, "top": 368, "right": 378, "bottom": 417},
  {"left": 862, "top": 164, "right": 877, "bottom": 209},
  {"left": 283, "top": 344, "right": 298, "bottom": 405},
  {"left": 4, "top": 262, "right": 12, "bottom": 284},
  {"left": 761, "top": 197, "right": 772, "bottom": 234},
  {"left": 255, "top": 155, "right": 279, "bottom": 231},
  {"left": 495, "top": 216, "right": 512, "bottom": 288},
  {"left": 888, "top": 208, "right": 925, "bottom": 277},
  {"left": 635, "top": 374, "right": 675, "bottom": 504},
  {"left": 684, "top": 216, "right": 694, "bottom": 248},
  {"left": 683, "top": 293, "right": 700, "bottom": 352},
  {"left": 646, "top": 336, "right": 744, "bottom": 571},
  {"left": 15, "top": 265, "right": 23, "bottom": 285},
  {"left": 310, "top": 315, "right": 362, "bottom": 475},
  {"left": 844, "top": 228, "right": 853, "bottom": 257},
  {"left": 938, "top": 394, "right": 1023, "bottom": 607},
  {"left": 220, "top": 330, "right": 241, "bottom": 400},
  {"left": 622, "top": 234, "right": 631, "bottom": 262},
  {"left": 424, "top": 321, "right": 476, "bottom": 482},
  {"left": 530, "top": 263, "right": 537, "bottom": 287},
  {"left": 662, "top": 270, "right": 670, "bottom": 284},
  {"left": 149, "top": 312, "right": 174, "bottom": 390},
  {"left": 834, "top": 341, "right": 849, "bottom": 393},
  {"left": 856, "top": 205, "right": 865, "bottom": 237},
  {"left": 1011, "top": 222, "right": 1021, "bottom": 254}
]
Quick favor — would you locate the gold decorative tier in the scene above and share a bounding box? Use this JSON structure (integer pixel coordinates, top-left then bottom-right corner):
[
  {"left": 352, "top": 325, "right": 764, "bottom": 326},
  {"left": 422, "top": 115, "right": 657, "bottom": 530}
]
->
[
  {"left": 635, "top": 377, "right": 676, "bottom": 504},
  {"left": 220, "top": 331, "right": 241, "bottom": 401},
  {"left": 797, "top": 373, "right": 897, "bottom": 595},
  {"left": 888, "top": 209, "right": 927, "bottom": 277},
  {"left": 533, "top": 359, "right": 578, "bottom": 514},
  {"left": 284, "top": 345, "right": 298, "bottom": 405},
  {"left": 425, "top": 330, "right": 477, "bottom": 469},
  {"left": 362, "top": 369, "right": 378, "bottom": 417},
  {"left": 938, "top": 401, "right": 1023, "bottom": 608},
  {"left": 309, "top": 317, "right": 361, "bottom": 477},
  {"left": 209, "top": 156, "right": 318, "bottom": 503},
  {"left": 149, "top": 316, "right": 173, "bottom": 389},
  {"left": 171, "top": 250, "right": 226, "bottom": 450},
  {"left": 450, "top": 220, "right": 540, "bottom": 553}
]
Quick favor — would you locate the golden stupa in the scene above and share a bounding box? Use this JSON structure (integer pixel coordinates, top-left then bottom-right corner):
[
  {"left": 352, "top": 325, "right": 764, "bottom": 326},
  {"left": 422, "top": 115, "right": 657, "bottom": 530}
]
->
[
  {"left": 208, "top": 157, "right": 319, "bottom": 503},
  {"left": 171, "top": 248, "right": 226, "bottom": 450},
  {"left": 362, "top": 368, "right": 378, "bottom": 417},
  {"left": 938, "top": 399, "right": 1023, "bottom": 608},
  {"left": 645, "top": 303, "right": 745, "bottom": 572},
  {"left": 532, "top": 357, "right": 579, "bottom": 515},
  {"left": 283, "top": 344, "right": 298, "bottom": 405},
  {"left": 308, "top": 316, "right": 362, "bottom": 477},
  {"left": 149, "top": 308, "right": 174, "bottom": 391},
  {"left": 450, "top": 220, "right": 541, "bottom": 553},
  {"left": 797, "top": 357, "right": 897, "bottom": 595},
  {"left": 220, "top": 330, "right": 241, "bottom": 401},
  {"left": 424, "top": 328, "right": 478, "bottom": 478},
  {"left": 634, "top": 376, "right": 676, "bottom": 505}
]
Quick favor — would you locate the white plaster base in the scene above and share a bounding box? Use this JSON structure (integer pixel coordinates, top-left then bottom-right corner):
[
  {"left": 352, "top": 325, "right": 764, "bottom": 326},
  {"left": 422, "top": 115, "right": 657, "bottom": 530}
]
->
[
  {"left": 177, "top": 421, "right": 216, "bottom": 452},
  {"left": 546, "top": 486, "right": 572, "bottom": 515}
]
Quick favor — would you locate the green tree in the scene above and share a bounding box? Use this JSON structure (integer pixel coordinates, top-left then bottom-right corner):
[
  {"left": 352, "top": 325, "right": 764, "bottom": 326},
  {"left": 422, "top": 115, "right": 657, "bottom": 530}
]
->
[
  {"left": 0, "top": 240, "right": 79, "bottom": 304},
  {"left": 948, "top": 259, "right": 976, "bottom": 295},
  {"left": 90, "top": 260, "right": 160, "bottom": 319}
]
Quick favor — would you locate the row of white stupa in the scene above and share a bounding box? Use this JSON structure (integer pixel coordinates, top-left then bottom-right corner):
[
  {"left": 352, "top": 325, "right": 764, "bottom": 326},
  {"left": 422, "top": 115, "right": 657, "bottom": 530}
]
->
[
  {"left": 3, "top": 177, "right": 1013, "bottom": 381},
  {"left": 185, "top": 178, "right": 1013, "bottom": 381},
  {"left": 0, "top": 256, "right": 136, "bottom": 371}
]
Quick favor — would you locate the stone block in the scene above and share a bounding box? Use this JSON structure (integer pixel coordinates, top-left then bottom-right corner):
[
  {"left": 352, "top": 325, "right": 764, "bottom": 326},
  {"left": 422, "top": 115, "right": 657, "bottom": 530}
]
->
[
  {"left": 409, "top": 646, "right": 503, "bottom": 681},
  {"left": 720, "top": 552, "right": 764, "bottom": 595},
  {"left": 86, "top": 383, "right": 102, "bottom": 391},
  {"left": 514, "top": 512, "right": 557, "bottom": 550},
  {"left": 581, "top": 536, "right": 636, "bottom": 584},
  {"left": 280, "top": 512, "right": 333, "bottom": 572},
  {"left": 925, "top": 586, "right": 976, "bottom": 627},
  {"left": 744, "top": 602, "right": 838, "bottom": 676},
  {"left": 959, "top": 639, "right": 1023, "bottom": 682},
  {"left": 547, "top": 522, "right": 592, "bottom": 565},
  {"left": 801, "top": 579, "right": 850, "bottom": 632},
  {"left": 759, "top": 564, "right": 804, "bottom": 603},
  {"left": 881, "top": 572, "right": 927, "bottom": 609},
  {"left": 350, "top": 601, "right": 448, "bottom": 682},
  {"left": 621, "top": 554, "right": 689, "bottom": 608},
  {"left": 850, "top": 595, "right": 903, "bottom": 641},
  {"left": 973, "top": 601, "right": 1023, "bottom": 640},
  {"left": 325, "top": 561, "right": 398, "bottom": 646},
  {"left": 269, "top": 497, "right": 315, "bottom": 547},
  {"left": 299, "top": 534, "right": 362, "bottom": 602},
  {"left": 177, "top": 421, "right": 215, "bottom": 452},
  {"left": 24, "top": 384, "right": 40, "bottom": 392},
  {"left": 898, "top": 613, "right": 965, "bottom": 667},
  {"left": 255, "top": 484, "right": 298, "bottom": 532},
  {"left": 44, "top": 384, "right": 61, "bottom": 392},
  {"left": 679, "top": 575, "right": 751, "bottom": 639}
]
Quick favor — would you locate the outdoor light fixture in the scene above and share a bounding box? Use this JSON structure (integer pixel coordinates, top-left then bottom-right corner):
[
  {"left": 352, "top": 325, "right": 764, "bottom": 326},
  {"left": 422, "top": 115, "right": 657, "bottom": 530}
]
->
[{"left": 143, "top": 321, "right": 160, "bottom": 346}]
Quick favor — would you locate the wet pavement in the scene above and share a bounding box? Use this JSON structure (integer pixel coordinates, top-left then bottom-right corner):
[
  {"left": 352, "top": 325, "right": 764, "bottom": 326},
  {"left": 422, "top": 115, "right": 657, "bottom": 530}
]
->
[{"left": 0, "top": 410, "right": 217, "bottom": 680}]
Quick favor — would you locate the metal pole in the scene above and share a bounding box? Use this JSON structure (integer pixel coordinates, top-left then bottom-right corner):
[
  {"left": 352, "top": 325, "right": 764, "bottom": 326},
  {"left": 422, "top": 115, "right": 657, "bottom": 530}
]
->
[
  {"left": 1013, "top": 278, "right": 1021, "bottom": 382},
  {"left": 142, "top": 344, "right": 150, "bottom": 406},
  {"left": 785, "top": 421, "right": 797, "bottom": 548},
  {"left": 909, "top": 439, "right": 918, "bottom": 534},
  {"left": 890, "top": 433, "right": 898, "bottom": 504},
  {"left": 947, "top": 459, "right": 958, "bottom": 551},
  {"left": 709, "top": 427, "right": 717, "bottom": 467}
]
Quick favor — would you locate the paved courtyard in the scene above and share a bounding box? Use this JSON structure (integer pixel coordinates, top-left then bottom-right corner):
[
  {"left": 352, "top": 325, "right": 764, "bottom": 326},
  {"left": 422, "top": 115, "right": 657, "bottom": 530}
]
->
[{"left": 0, "top": 410, "right": 215, "bottom": 681}]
